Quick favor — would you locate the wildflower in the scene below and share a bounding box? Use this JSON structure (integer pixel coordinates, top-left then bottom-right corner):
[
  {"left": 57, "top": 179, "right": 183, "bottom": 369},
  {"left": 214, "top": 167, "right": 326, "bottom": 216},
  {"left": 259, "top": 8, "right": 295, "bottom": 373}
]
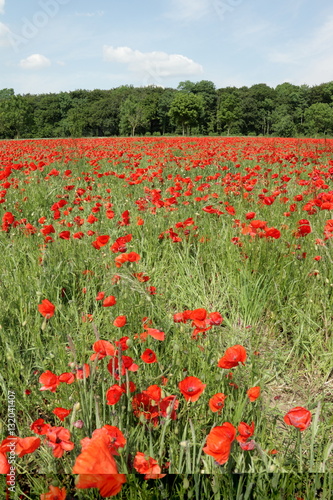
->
[
  {"left": 40, "top": 485, "right": 67, "bottom": 500},
  {"left": 38, "top": 299, "right": 55, "bottom": 319},
  {"left": 218, "top": 345, "right": 247, "bottom": 369},
  {"left": 247, "top": 386, "right": 261, "bottom": 402},
  {"left": 209, "top": 393, "right": 227, "bottom": 413},
  {"left": 178, "top": 376, "right": 206, "bottom": 402},
  {"left": 284, "top": 407, "right": 312, "bottom": 431},
  {"left": 203, "top": 422, "right": 236, "bottom": 465}
]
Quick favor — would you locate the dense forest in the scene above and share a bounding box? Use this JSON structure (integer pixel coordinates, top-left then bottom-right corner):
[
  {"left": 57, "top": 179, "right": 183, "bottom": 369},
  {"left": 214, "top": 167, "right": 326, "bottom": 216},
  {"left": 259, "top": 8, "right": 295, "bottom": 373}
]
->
[{"left": 0, "top": 80, "right": 333, "bottom": 139}]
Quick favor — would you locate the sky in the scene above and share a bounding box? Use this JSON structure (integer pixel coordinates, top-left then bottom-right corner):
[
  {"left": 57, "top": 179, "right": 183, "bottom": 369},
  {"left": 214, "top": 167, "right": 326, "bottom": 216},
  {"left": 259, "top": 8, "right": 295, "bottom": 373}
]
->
[{"left": 0, "top": 0, "right": 333, "bottom": 95}]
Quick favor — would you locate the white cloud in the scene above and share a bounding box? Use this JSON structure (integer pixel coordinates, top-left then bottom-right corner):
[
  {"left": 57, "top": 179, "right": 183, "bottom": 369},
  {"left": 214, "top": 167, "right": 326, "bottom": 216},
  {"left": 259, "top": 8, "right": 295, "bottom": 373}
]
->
[
  {"left": 268, "top": 15, "right": 333, "bottom": 84},
  {"left": 0, "top": 0, "right": 5, "bottom": 15},
  {"left": 19, "top": 54, "right": 51, "bottom": 70},
  {"left": 103, "top": 46, "right": 203, "bottom": 81}
]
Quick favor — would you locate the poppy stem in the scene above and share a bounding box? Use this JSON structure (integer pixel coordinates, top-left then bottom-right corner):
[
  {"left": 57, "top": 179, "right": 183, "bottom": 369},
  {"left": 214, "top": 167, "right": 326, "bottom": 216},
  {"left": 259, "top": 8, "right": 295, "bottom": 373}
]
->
[{"left": 297, "top": 429, "right": 303, "bottom": 473}]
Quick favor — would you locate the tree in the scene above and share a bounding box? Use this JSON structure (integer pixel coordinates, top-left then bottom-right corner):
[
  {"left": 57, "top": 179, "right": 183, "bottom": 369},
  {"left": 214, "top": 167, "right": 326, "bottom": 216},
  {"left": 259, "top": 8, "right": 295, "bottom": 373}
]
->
[
  {"left": 304, "top": 103, "right": 333, "bottom": 135},
  {"left": 217, "top": 88, "right": 242, "bottom": 135},
  {"left": 168, "top": 92, "right": 204, "bottom": 135},
  {"left": 119, "top": 94, "right": 148, "bottom": 136},
  {"left": 271, "top": 105, "right": 297, "bottom": 137},
  {"left": 0, "top": 93, "right": 31, "bottom": 139}
]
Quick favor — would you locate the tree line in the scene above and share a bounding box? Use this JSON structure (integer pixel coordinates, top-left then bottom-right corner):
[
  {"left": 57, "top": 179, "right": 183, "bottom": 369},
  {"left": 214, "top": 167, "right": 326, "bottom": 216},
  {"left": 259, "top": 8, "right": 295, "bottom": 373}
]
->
[{"left": 1, "top": 80, "right": 333, "bottom": 139}]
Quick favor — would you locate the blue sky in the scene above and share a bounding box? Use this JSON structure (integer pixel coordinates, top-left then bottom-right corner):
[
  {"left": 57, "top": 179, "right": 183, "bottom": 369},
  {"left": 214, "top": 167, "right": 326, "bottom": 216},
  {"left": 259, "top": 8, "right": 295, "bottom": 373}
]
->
[{"left": 0, "top": 0, "right": 333, "bottom": 94}]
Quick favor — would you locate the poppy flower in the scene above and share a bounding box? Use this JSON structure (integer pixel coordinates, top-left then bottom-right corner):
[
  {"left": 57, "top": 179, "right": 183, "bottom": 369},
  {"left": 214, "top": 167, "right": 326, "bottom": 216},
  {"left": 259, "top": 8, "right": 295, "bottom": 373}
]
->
[
  {"left": 73, "top": 434, "right": 118, "bottom": 474},
  {"left": 75, "top": 364, "right": 90, "bottom": 380},
  {"left": 58, "top": 372, "right": 75, "bottom": 384},
  {"left": 2, "top": 436, "right": 41, "bottom": 457},
  {"left": 133, "top": 451, "right": 166, "bottom": 479},
  {"left": 106, "top": 384, "right": 125, "bottom": 405},
  {"left": 45, "top": 426, "right": 74, "bottom": 458},
  {"left": 40, "top": 485, "right": 67, "bottom": 500},
  {"left": 217, "top": 345, "right": 247, "bottom": 369},
  {"left": 38, "top": 299, "right": 55, "bottom": 319},
  {"left": 91, "top": 425, "right": 126, "bottom": 455},
  {"left": 92, "top": 235, "right": 110, "bottom": 249},
  {"left": 103, "top": 295, "right": 117, "bottom": 307},
  {"left": 236, "top": 421, "right": 255, "bottom": 443},
  {"left": 30, "top": 418, "right": 51, "bottom": 435},
  {"left": 39, "top": 370, "right": 60, "bottom": 392},
  {"left": 115, "top": 336, "right": 130, "bottom": 352},
  {"left": 178, "top": 376, "right": 206, "bottom": 402},
  {"left": 146, "top": 328, "right": 165, "bottom": 341},
  {"left": 113, "top": 315, "right": 127, "bottom": 327},
  {"left": 203, "top": 422, "right": 236, "bottom": 465},
  {"left": 91, "top": 340, "right": 115, "bottom": 360},
  {"left": 75, "top": 474, "right": 126, "bottom": 497},
  {"left": 283, "top": 407, "right": 312, "bottom": 431},
  {"left": 96, "top": 291, "right": 105, "bottom": 301},
  {"left": 127, "top": 251, "right": 140, "bottom": 262},
  {"left": 143, "top": 385, "right": 162, "bottom": 402},
  {"left": 141, "top": 348, "right": 157, "bottom": 364},
  {"left": 0, "top": 451, "right": 9, "bottom": 474},
  {"left": 121, "top": 380, "right": 136, "bottom": 393},
  {"left": 53, "top": 407, "right": 71, "bottom": 422},
  {"left": 208, "top": 312, "right": 223, "bottom": 325},
  {"left": 209, "top": 393, "right": 227, "bottom": 413},
  {"left": 247, "top": 386, "right": 261, "bottom": 402},
  {"left": 58, "top": 231, "right": 70, "bottom": 240}
]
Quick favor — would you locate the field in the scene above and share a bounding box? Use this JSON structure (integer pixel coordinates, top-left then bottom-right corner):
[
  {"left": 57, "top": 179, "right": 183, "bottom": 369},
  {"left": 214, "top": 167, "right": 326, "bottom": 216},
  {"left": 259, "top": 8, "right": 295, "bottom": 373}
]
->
[{"left": 0, "top": 136, "right": 333, "bottom": 499}]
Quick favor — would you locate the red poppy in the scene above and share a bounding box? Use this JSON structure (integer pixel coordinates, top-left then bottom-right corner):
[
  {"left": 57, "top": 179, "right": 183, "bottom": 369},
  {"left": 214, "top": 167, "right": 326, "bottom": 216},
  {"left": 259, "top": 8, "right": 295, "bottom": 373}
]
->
[
  {"left": 203, "top": 422, "right": 236, "bottom": 465},
  {"left": 103, "top": 295, "right": 117, "bottom": 307},
  {"left": 40, "top": 485, "right": 67, "bottom": 500},
  {"left": 39, "top": 370, "right": 60, "bottom": 392},
  {"left": 143, "top": 385, "right": 162, "bottom": 402},
  {"left": 113, "top": 315, "right": 127, "bottom": 327},
  {"left": 73, "top": 434, "right": 118, "bottom": 474},
  {"left": 59, "top": 231, "right": 70, "bottom": 240},
  {"left": 236, "top": 421, "right": 255, "bottom": 443},
  {"left": 91, "top": 425, "right": 126, "bottom": 455},
  {"left": 38, "top": 299, "right": 55, "bottom": 319},
  {"left": 217, "top": 345, "right": 247, "bottom": 369},
  {"left": 53, "top": 407, "right": 72, "bottom": 422},
  {"left": 45, "top": 426, "right": 74, "bottom": 458},
  {"left": 178, "top": 376, "right": 206, "bottom": 402},
  {"left": 106, "top": 384, "right": 125, "bottom": 405},
  {"left": 133, "top": 451, "right": 166, "bottom": 479},
  {"left": 209, "top": 393, "right": 227, "bottom": 413},
  {"left": 283, "top": 407, "right": 312, "bottom": 431},
  {"left": 58, "top": 372, "right": 75, "bottom": 384},
  {"left": 115, "top": 336, "right": 130, "bottom": 351},
  {"left": 0, "top": 451, "right": 9, "bottom": 474},
  {"left": 127, "top": 251, "right": 141, "bottom": 262},
  {"left": 75, "top": 474, "right": 126, "bottom": 497},
  {"left": 121, "top": 380, "right": 136, "bottom": 393},
  {"left": 75, "top": 364, "right": 91, "bottom": 380},
  {"left": 30, "top": 418, "right": 51, "bottom": 435},
  {"left": 141, "top": 348, "right": 157, "bottom": 364},
  {"left": 208, "top": 312, "right": 223, "bottom": 325},
  {"left": 146, "top": 328, "right": 165, "bottom": 341},
  {"left": 91, "top": 340, "right": 115, "bottom": 360},
  {"left": 95, "top": 291, "right": 105, "bottom": 301},
  {"left": 2, "top": 436, "right": 41, "bottom": 457},
  {"left": 247, "top": 386, "right": 261, "bottom": 402},
  {"left": 92, "top": 235, "right": 110, "bottom": 249}
]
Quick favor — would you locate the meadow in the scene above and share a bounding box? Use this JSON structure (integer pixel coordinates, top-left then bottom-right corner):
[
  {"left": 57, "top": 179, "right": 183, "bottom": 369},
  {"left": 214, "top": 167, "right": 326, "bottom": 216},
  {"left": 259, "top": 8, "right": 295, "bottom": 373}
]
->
[{"left": 0, "top": 136, "right": 333, "bottom": 499}]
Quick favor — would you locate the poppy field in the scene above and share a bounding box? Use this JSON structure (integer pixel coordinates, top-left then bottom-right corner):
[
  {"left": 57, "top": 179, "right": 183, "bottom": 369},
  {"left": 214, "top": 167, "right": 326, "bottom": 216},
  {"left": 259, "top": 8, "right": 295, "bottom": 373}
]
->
[{"left": 0, "top": 136, "right": 333, "bottom": 499}]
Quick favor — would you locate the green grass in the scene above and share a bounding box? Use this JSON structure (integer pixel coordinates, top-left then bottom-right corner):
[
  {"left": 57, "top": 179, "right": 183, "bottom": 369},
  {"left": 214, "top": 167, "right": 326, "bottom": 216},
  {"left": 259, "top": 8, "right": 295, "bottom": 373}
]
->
[{"left": 0, "top": 136, "right": 333, "bottom": 498}]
